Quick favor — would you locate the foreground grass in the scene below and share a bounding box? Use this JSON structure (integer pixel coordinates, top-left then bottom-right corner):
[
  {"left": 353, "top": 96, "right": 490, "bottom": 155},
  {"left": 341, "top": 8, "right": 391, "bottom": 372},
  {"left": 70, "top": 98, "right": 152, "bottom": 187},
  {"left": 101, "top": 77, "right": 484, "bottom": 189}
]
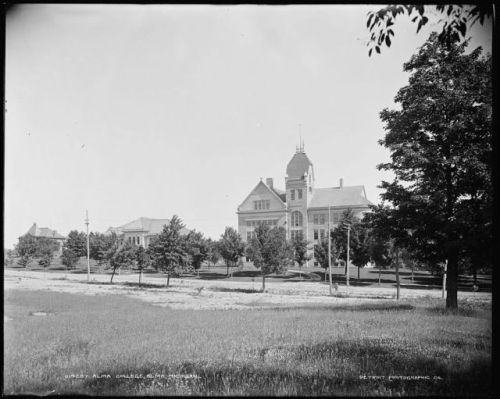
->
[{"left": 4, "top": 289, "right": 492, "bottom": 396}]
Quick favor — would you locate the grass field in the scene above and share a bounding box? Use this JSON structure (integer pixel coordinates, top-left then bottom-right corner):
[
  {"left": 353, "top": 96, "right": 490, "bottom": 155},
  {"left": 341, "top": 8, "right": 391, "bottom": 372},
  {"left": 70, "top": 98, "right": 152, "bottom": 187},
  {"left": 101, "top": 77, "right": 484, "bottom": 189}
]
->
[{"left": 4, "top": 288, "right": 492, "bottom": 396}]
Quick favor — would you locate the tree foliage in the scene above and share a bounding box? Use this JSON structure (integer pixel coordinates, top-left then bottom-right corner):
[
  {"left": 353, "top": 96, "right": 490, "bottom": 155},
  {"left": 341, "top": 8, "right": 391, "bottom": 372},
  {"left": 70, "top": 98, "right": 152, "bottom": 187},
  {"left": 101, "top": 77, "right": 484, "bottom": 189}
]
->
[
  {"left": 15, "top": 235, "right": 60, "bottom": 268},
  {"left": 366, "top": 4, "right": 492, "bottom": 56},
  {"left": 247, "top": 224, "right": 292, "bottom": 291},
  {"left": 185, "top": 230, "right": 209, "bottom": 271},
  {"left": 89, "top": 232, "right": 118, "bottom": 266},
  {"left": 16, "top": 234, "right": 40, "bottom": 267},
  {"left": 291, "top": 234, "right": 311, "bottom": 274},
  {"left": 65, "top": 230, "right": 87, "bottom": 257},
  {"left": 36, "top": 238, "right": 60, "bottom": 268},
  {"left": 108, "top": 241, "right": 137, "bottom": 283},
  {"left": 376, "top": 34, "right": 492, "bottom": 308},
  {"left": 148, "top": 215, "right": 189, "bottom": 287},
  {"left": 218, "top": 227, "right": 245, "bottom": 277}
]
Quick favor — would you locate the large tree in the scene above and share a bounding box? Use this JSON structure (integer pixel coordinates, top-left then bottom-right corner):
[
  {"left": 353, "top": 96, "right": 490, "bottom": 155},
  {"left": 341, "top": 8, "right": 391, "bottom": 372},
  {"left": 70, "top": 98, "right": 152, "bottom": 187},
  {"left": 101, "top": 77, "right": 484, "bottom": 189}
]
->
[
  {"left": 247, "top": 224, "right": 292, "bottom": 291},
  {"left": 377, "top": 34, "right": 492, "bottom": 308},
  {"left": 218, "top": 227, "right": 245, "bottom": 277},
  {"left": 366, "top": 4, "right": 492, "bottom": 56},
  {"left": 148, "top": 215, "right": 189, "bottom": 287}
]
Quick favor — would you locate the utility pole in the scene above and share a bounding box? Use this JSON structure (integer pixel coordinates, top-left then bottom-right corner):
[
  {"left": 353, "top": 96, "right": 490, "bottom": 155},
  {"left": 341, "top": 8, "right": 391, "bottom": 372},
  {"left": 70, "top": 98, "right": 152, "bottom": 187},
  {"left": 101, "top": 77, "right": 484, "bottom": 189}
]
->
[
  {"left": 346, "top": 224, "right": 350, "bottom": 296},
  {"left": 85, "top": 210, "right": 90, "bottom": 282},
  {"left": 442, "top": 259, "right": 447, "bottom": 299},
  {"left": 328, "top": 206, "right": 332, "bottom": 295}
]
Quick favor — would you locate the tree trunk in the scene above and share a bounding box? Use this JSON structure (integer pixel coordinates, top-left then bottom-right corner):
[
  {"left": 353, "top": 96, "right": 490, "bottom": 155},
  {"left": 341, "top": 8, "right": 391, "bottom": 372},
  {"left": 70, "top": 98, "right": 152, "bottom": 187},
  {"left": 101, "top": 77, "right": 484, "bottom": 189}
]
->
[
  {"left": 358, "top": 266, "right": 360, "bottom": 280},
  {"left": 378, "top": 267, "right": 381, "bottom": 285},
  {"left": 473, "top": 266, "right": 477, "bottom": 286},
  {"left": 226, "top": 263, "right": 229, "bottom": 277},
  {"left": 111, "top": 267, "right": 117, "bottom": 283},
  {"left": 411, "top": 261, "right": 414, "bottom": 282},
  {"left": 446, "top": 250, "right": 458, "bottom": 309},
  {"left": 166, "top": 271, "right": 171, "bottom": 288},
  {"left": 139, "top": 269, "right": 143, "bottom": 286},
  {"left": 262, "top": 272, "right": 266, "bottom": 292}
]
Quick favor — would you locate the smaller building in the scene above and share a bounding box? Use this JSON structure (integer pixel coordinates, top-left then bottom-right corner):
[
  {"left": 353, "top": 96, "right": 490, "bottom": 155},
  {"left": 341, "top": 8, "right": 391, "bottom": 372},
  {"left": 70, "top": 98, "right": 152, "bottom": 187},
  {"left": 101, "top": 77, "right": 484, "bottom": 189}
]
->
[
  {"left": 24, "top": 223, "right": 66, "bottom": 253},
  {"left": 105, "top": 217, "right": 190, "bottom": 248}
]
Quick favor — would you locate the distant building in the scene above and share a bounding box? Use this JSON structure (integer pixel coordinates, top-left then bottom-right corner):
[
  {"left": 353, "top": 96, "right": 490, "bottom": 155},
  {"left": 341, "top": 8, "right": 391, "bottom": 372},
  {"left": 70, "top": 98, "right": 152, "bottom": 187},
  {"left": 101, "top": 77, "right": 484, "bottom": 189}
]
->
[
  {"left": 237, "top": 145, "right": 372, "bottom": 265},
  {"left": 24, "top": 223, "right": 66, "bottom": 253},
  {"left": 105, "top": 217, "right": 190, "bottom": 248}
]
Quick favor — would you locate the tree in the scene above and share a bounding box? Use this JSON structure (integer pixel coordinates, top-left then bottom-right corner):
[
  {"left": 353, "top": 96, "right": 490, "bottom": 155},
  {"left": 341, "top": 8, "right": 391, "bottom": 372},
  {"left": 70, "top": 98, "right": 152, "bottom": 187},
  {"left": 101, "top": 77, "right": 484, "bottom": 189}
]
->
[
  {"left": 108, "top": 241, "right": 137, "bottom": 283},
  {"left": 331, "top": 209, "right": 364, "bottom": 277},
  {"left": 61, "top": 247, "right": 79, "bottom": 270},
  {"left": 15, "top": 234, "right": 39, "bottom": 267},
  {"left": 36, "top": 237, "right": 60, "bottom": 268},
  {"left": 350, "top": 220, "right": 372, "bottom": 280},
  {"left": 4, "top": 248, "right": 16, "bottom": 268},
  {"left": 148, "top": 215, "right": 189, "bottom": 287},
  {"left": 290, "top": 234, "right": 311, "bottom": 279},
  {"left": 376, "top": 34, "right": 492, "bottom": 308},
  {"left": 206, "top": 238, "right": 220, "bottom": 267},
  {"left": 135, "top": 245, "right": 151, "bottom": 286},
  {"left": 65, "top": 230, "right": 87, "bottom": 257},
  {"left": 314, "top": 236, "right": 341, "bottom": 281},
  {"left": 246, "top": 224, "right": 292, "bottom": 291},
  {"left": 89, "top": 232, "right": 118, "bottom": 267},
  {"left": 218, "top": 227, "right": 245, "bottom": 277},
  {"left": 185, "top": 230, "right": 209, "bottom": 276},
  {"left": 366, "top": 4, "right": 492, "bottom": 56}
]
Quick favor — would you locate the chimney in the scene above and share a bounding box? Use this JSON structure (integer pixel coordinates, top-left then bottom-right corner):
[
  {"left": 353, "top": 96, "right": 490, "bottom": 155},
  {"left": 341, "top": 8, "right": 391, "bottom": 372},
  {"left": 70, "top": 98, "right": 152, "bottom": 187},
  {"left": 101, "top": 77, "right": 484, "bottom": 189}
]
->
[
  {"left": 266, "top": 178, "right": 274, "bottom": 189},
  {"left": 339, "top": 178, "right": 343, "bottom": 188}
]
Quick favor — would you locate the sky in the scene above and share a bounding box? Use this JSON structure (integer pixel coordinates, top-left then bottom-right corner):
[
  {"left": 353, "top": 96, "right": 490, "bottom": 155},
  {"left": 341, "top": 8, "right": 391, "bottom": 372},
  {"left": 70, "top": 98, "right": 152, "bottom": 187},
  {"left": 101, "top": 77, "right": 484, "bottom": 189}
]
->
[{"left": 4, "top": 4, "right": 492, "bottom": 248}]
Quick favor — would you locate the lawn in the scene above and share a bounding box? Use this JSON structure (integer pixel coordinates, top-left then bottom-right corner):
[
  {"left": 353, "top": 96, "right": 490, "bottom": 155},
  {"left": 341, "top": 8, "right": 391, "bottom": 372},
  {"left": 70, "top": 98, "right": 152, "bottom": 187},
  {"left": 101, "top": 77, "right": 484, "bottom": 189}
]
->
[{"left": 4, "top": 289, "right": 492, "bottom": 396}]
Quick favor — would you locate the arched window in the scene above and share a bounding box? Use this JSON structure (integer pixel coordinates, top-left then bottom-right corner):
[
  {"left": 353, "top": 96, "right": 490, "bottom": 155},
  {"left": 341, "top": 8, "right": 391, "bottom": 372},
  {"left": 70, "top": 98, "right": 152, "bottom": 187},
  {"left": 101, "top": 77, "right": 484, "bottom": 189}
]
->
[{"left": 291, "top": 211, "right": 303, "bottom": 227}]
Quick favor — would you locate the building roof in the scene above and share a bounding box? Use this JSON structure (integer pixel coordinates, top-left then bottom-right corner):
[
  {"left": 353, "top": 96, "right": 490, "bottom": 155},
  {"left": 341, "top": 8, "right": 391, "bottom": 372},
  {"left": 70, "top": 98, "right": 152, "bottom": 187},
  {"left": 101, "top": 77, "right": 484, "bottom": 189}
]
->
[
  {"left": 286, "top": 151, "right": 314, "bottom": 179},
  {"left": 271, "top": 186, "right": 287, "bottom": 203},
  {"left": 309, "top": 186, "right": 372, "bottom": 208},
  {"left": 106, "top": 217, "right": 190, "bottom": 236},
  {"left": 25, "top": 223, "right": 65, "bottom": 239}
]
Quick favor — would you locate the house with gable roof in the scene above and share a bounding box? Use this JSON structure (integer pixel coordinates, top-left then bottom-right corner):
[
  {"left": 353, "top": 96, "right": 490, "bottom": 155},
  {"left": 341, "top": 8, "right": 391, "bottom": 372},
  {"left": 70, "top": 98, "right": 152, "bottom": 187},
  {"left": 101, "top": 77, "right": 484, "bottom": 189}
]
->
[
  {"left": 105, "top": 217, "right": 190, "bottom": 249},
  {"left": 24, "top": 223, "right": 66, "bottom": 253},
  {"left": 237, "top": 145, "right": 372, "bottom": 266}
]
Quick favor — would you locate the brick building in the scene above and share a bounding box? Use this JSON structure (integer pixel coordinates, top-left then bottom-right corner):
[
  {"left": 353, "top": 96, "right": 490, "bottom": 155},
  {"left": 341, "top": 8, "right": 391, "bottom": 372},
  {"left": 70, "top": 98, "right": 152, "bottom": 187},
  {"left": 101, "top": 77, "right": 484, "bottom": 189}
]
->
[{"left": 237, "top": 146, "right": 372, "bottom": 265}]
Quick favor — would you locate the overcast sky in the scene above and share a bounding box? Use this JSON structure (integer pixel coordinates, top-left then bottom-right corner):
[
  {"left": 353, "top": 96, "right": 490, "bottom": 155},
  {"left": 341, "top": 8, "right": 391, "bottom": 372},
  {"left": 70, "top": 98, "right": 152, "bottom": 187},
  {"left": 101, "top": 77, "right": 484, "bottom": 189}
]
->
[{"left": 5, "top": 4, "right": 492, "bottom": 248}]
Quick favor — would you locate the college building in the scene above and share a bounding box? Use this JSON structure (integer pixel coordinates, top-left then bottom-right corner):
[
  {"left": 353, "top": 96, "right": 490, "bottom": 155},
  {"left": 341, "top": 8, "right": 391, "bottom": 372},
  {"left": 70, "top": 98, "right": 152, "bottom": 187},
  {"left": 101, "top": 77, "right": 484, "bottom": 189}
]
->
[
  {"left": 237, "top": 145, "right": 372, "bottom": 265},
  {"left": 105, "top": 217, "right": 190, "bottom": 248}
]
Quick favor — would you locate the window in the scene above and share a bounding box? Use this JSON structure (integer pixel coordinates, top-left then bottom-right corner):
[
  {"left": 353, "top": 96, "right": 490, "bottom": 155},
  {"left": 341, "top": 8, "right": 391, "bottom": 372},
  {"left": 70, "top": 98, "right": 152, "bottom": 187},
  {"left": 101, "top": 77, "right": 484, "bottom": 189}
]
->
[
  {"left": 314, "top": 229, "right": 319, "bottom": 240},
  {"left": 320, "top": 229, "right": 325, "bottom": 239},
  {"left": 291, "top": 211, "right": 303, "bottom": 227},
  {"left": 246, "top": 221, "right": 251, "bottom": 227},
  {"left": 298, "top": 189, "right": 303, "bottom": 199},
  {"left": 253, "top": 200, "right": 270, "bottom": 210},
  {"left": 247, "top": 232, "right": 252, "bottom": 241},
  {"left": 291, "top": 190, "right": 295, "bottom": 200},
  {"left": 319, "top": 214, "right": 325, "bottom": 225},
  {"left": 332, "top": 213, "right": 341, "bottom": 223},
  {"left": 313, "top": 214, "right": 319, "bottom": 225},
  {"left": 291, "top": 230, "right": 303, "bottom": 240}
]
